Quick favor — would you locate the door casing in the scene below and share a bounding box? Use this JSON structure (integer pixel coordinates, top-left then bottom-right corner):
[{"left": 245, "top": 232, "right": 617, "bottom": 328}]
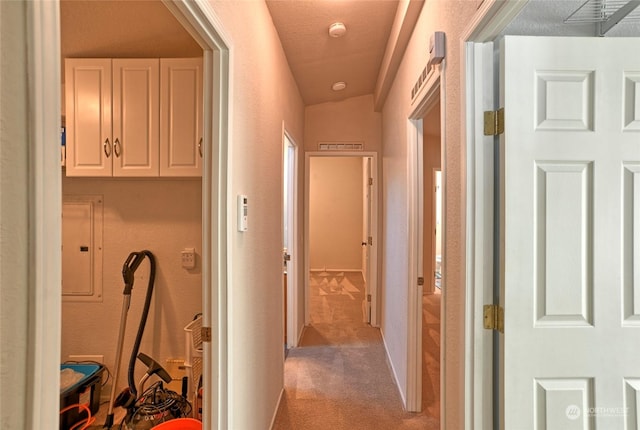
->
[
  {"left": 304, "top": 151, "right": 379, "bottom": 328},
  {"left": 26, "top": 0, "right": 231, "bottom": 427}
]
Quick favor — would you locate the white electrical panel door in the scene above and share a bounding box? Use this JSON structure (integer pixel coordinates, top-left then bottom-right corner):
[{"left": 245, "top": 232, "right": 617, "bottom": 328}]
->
[{"left": 62, "top": 195, "right": 103, "bottom": 302}]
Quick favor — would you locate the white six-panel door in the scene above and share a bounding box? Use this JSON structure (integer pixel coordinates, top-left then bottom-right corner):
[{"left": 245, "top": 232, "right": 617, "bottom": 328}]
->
[{"left": 501, "top": 36, "right": 640, "bottom": 429}]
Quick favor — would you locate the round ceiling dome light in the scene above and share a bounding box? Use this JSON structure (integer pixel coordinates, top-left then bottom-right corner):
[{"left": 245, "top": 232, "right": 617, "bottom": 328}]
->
[
  {"left": 328, "top": 22, "right": 347, "bottom": 38},
  {"left": 332, "top": 81, "right": 347, "bottom": 91}
]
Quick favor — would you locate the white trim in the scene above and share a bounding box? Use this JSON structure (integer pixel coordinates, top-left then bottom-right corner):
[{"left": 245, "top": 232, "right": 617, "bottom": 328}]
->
[
  {"left": 161, "top": 1, "right": 231, "bottom": 427},
  {"left": 309, "top": 267, "right": 364, "bottom": 273},
  {"left": 380, "top": 330, "right": 407, "bottom": 407},
  {"left": 282, "top": 125, "right": 300, "bottom": 349},
  {"left": 406, "top": 64, "right": 443, "bottom": 414},
  {"left": 269, "top": 389, "right": 285, "bottom": 430},
  {"left": 29, "top": 0, "right": 231, "bottom": 428},
  {"left": 25, "top": 1, "right": 62, "bottom": 427},
  {"left": 304, "top": 151, "right": 379, "bottom": 327},
  {"left": 460, "top": 1, "right": 530, "bottom": 429}
]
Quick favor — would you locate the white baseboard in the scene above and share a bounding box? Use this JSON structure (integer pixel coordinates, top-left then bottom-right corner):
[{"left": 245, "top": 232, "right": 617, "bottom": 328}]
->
[
  {"left": 269, "top": 388, "right": 285, "bottom": 430},
  {"left": 380, "top": 328, "right": 407, "bottom": 409},
  {"left": 309, "top": 267, "right": 362, "bottom": 273}
]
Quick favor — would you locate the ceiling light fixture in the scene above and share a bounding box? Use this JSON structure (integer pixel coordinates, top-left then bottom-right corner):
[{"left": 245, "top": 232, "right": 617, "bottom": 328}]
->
[
  {"left": 328, "top": 22, "right": 347, "bottom": 38},
  {"left": 332, "top": 81, "right": 347, "bottom": 91}
]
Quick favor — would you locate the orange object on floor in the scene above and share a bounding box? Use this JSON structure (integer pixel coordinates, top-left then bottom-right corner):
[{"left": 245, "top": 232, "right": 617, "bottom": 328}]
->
[{"left": 152, "top": 418, "right": 202, "bottom": 430}]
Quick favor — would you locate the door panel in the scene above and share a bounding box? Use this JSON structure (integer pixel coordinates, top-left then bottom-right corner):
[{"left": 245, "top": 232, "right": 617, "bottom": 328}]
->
[
  {"left": 112, "top": 59, "right": 159, "bottom": 176},
  {"left": 501, "top": 36, "right": 640, "bottom": 429}
]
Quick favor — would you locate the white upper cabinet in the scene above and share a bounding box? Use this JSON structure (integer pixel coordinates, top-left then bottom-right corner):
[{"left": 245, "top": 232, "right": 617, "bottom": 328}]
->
[
  {"left": 64, "top": 59, "right": 113, "bottom": 176},
  {"left": 160, "top": 58, "right": 203, "bottom": 177},
  {"left": 112, "top": 59, "right": 159, "bottom": 177},
  {"left": 65, "top": 57, "right": 202, "bottom": 177}
]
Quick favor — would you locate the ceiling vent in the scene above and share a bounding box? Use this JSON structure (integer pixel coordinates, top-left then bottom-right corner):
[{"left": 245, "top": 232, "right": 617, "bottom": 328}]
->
[{"left": 318, "top": 142, "right": 364, "bottom": 151}]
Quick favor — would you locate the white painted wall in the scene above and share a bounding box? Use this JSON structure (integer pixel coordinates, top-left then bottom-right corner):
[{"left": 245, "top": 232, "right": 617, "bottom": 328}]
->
[
  {"left": 0, "top": 2, "right": 30, "bottom": 428},
  {"left": 309, "top": 157, "right": 363, "bottom": 271},
  {"left": 304, "top": 94, "right": 381, "bottom": 152},
  {"left": 380, "top": 1, "right": 479, "bottom": 424},
  {"left": 208, "top": 2, "right": 305, "bottom": 429},
  {"left": 61, "top": 177, "right": 202, "bottom": 396}
]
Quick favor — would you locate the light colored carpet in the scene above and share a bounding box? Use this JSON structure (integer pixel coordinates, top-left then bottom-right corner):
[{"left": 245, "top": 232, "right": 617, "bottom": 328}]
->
[{"left": 272, "top": 271, "right": 440, "bottom": 430}]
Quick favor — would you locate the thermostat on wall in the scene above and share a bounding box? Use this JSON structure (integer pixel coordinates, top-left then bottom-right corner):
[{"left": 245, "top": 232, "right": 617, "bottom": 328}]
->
[{"left": 238, "top": 194, "right": 248, "bottom": 232}]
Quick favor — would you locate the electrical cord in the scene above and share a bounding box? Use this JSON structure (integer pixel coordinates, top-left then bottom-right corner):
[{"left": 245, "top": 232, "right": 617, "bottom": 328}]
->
[
  {"left": 59, "top": 402, "right": 94, "bottom": 430},
  {"left": 124, "top": 381, "right": 192, "bottom": 429}
]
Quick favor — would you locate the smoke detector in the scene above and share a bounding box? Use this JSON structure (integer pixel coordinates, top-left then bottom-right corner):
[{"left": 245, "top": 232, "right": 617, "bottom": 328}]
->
[
  {"left": 332, "top": 81, "right": 347, "bottom": 91},
  {"left": 328, "top": 22, "right": 347, "bottom": 38}
]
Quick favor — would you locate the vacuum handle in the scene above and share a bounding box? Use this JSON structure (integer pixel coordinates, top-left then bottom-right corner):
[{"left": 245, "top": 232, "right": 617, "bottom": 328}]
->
[{"left": 122, "top": 252, "right": 146, "bottom": 294}]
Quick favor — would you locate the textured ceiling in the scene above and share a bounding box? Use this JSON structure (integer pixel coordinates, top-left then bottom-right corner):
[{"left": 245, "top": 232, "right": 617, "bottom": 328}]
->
[
  {"left": 266, "top": 0, "right": 399, "bottom": 106},
  {"left": 60, "top": 0, "right": 202, "bottom": 61}
]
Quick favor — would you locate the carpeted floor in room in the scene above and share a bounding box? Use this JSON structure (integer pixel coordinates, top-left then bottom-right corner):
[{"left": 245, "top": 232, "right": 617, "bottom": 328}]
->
[{"left": 272, "top": 271, "right": 440, "bottom": 430}]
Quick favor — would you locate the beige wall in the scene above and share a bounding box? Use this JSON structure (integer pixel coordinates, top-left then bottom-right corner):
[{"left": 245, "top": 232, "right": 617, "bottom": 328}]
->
[
  {"left": 0, "top": 2, "right": 30, "bottom": 428},
  {"left": 61, "top": 177, "right": 202, "bottom": 395},
  {"left": 304, "top": 94, "right": 381, "bottom": 152},
  {"left": 381, "top": 1, "right": 479, "bottom": 426},
  {"left": 309, "top": 157, "right": 364, "bottom": 271},
  {"left": 209, "top": 2, "right": 305, "bottom": 429}
]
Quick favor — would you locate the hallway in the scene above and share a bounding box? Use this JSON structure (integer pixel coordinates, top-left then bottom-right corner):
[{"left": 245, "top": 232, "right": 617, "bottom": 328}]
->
[{"left": 272, "top": 271, "right": 438, "bottom": 430}]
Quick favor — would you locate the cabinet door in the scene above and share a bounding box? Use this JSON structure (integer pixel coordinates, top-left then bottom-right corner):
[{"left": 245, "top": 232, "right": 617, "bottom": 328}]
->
[
  {"left": 112, "top": 59, "right": 159, "bottom": 177},
  {"left": 160, "top": 58, "right": 203, "bottom": 177},
  {"left": 65, "top": 59, "right": 113, "bottom": 177}
]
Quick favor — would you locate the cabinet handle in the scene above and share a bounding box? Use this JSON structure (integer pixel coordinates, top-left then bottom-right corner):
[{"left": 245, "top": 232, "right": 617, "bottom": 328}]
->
[
  {"left": 198, "top": 138, "right": 203, "bottom": 158},
  {"left": 114, "top": 138, "right": 122, "bottom": 158},
  {"left": 103, "top": 138, "right": 112, "bottom": 157}
]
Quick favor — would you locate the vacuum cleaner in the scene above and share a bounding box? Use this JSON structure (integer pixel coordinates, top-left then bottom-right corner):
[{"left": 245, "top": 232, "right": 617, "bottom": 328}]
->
[{"left": 104, "top": 250, "right": 191, "bottom": 429}]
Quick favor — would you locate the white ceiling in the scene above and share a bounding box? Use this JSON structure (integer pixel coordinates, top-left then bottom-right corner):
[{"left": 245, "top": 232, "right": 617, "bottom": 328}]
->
[
  {"left": 61, "top": 0, "right": 640, "bottom": 106},
  {"left": 60, "top": 0, "right": 402, "bottom": 106},
  {"left": 265, "top": 0, "right": 399, "bottom": 105},
  {"left": 60, "top": 0, "right": 202, "bottom": 65}
]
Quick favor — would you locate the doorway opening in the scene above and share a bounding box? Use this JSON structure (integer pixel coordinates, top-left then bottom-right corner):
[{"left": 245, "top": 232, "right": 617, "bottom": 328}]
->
[
  {"left": 406, "top": 66, "right": 444, "bottom": 414},
  {"left": 304, "top": 152, "right": 378, "bottom": 329},
  {"left": 28, "top": 0, "right": 230, "bottom": 427},
  {"left": 420, "top": 98, "right": 442, "bottom": 421},
  {"left": 282, "top": 129, "right": 299, "bottom": 350}
]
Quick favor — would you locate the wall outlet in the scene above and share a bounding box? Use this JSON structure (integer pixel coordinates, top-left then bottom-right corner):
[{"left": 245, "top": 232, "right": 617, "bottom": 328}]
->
[{"left": 68, "top": 354, "right": 104, "bottom": 364}]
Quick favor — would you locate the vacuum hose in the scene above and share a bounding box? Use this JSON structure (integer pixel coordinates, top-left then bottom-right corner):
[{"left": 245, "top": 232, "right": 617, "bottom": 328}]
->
[
  {"left": 125, "top": 250, "right": 156, "bottom": 398},
  {"left": 104, "top": 250, "right": 156, "bottom": 429}
]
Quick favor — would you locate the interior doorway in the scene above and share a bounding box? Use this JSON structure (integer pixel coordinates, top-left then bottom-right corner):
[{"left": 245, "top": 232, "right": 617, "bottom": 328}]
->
[
  {"left": 420, "top": 98, "right": 442, "bottom": 421},
  {"left": 406, "top": 67, "right": 444, "bottom": 413},
  {"left": 282, "top": 130, "right": 298, "bottom": 350},
  {"left": 304, "top": 152, "right": 378, "bottom": 328},
  {"left": 28, "top": 0, "right": 230, "bottom": 427}
]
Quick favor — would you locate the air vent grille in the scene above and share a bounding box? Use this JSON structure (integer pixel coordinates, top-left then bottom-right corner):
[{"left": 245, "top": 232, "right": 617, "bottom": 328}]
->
[{"left": 317, "top": 142, "right": 363, "bottom": 151}]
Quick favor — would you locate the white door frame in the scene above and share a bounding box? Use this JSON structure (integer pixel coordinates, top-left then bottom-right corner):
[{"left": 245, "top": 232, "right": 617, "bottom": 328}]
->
[
  {"left": 407, "top": 66, "right": 443, "bottom": 413},
  {"left": 403, "top": 0, "right": 530, "bottom": 423},
  {"left": 26, "top": 0, "right": 231, "bottom": 427},
  {"left": 304, "top": 151, "right": 379, "bottom": 327},
  {"left": 282, "top": 126, "right": 300, "bottom": 348},
  {"left": 459, "top": 1, "right": 530, "bottom": 429}
]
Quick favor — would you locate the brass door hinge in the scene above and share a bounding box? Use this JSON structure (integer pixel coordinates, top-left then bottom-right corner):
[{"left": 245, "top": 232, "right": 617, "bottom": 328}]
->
[
  {"left": 201, "top": 326, "right": 212, "bottom": 342},
  {"left": 484, "top": 108, "right": 504, "bottom": 136},
  {"left": 367, "top": 294, "right": 371, "bottom": 302},
  {"left": 417, "top": 277, "right": 425, "bottom": 286},
  {"left": 368, "top": 177, "right": 373, "bottom": 186},
  {"left": 483, "top": 304, "right": 504, "bottom": 333},
  {"left": 368, "top": 236, "right": 373, "bottom": 246}
]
